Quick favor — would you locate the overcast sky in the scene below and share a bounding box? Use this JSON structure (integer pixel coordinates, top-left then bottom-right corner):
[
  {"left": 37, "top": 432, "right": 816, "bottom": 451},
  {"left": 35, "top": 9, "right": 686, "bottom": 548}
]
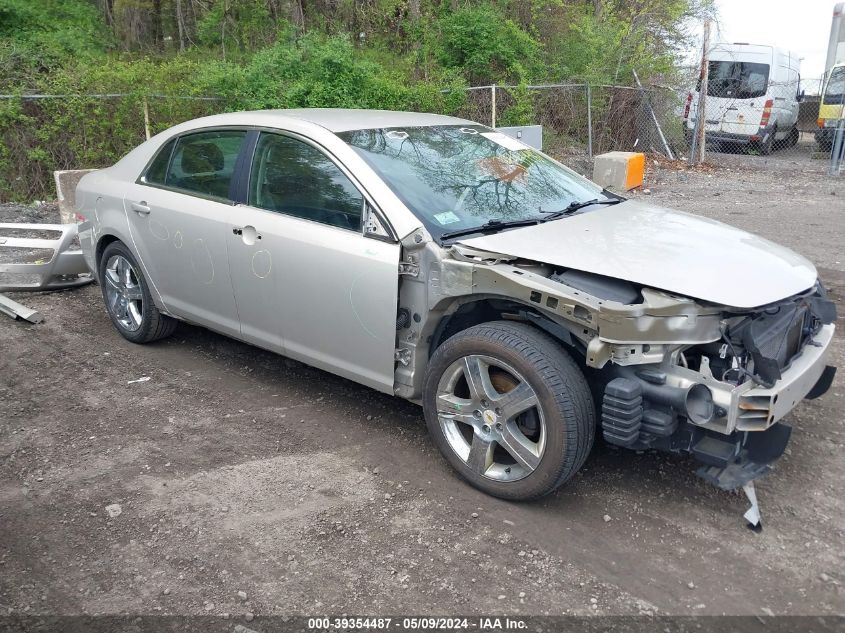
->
[{"left": 710, "top": 0, "right": 836, "bottom": 81}]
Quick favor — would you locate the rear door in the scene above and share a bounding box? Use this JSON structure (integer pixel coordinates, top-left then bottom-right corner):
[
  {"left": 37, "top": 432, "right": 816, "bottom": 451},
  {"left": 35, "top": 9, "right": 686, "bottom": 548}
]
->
[
  {"left": 707, "top": 59, "right": 770, "bottom": 136},
  {"left": 229, "top": 130, "right": 400, "bottom": 392},
  {"left": 125, "top": 129, "right": 246, "bottom": 336}
]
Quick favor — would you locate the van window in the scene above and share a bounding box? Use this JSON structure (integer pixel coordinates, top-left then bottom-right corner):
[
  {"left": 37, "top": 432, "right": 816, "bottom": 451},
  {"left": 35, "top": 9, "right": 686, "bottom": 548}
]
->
[
  {"left": 702, "top": 61, "right": 770, "bottom": 99},
  {"left": 823, "top": 66, "right": 845, "bottom": 105}
]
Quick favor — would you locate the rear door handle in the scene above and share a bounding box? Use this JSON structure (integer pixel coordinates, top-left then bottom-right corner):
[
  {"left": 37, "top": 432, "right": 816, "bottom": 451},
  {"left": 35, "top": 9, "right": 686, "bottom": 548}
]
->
[
  {"left": 131, "top": 201, "right": 151, "bottom": 215},
  {"left": 233, "top": 225, "right": 262, "bottom": 241}
]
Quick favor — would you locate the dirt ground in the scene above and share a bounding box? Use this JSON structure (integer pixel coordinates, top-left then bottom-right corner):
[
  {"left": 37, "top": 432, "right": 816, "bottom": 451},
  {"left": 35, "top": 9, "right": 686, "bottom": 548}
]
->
[{"left": 1, "top": 145, "right": 844, "bottom": 622}]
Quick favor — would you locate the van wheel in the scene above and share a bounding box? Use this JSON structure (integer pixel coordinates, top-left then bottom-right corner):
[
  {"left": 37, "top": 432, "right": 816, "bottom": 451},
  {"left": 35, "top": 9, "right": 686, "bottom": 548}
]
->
[
  {"left": 787, "top": 126, "right": 799, "bottom": 147},
  {"left": 759, "top": 125, "right": 776, "bottom": 155},
  {"left": 98, "top": 241, "right": 177, "bottom": 344},
  {"left": 423, "top": 321, "right": 595, "bottom": 501}
]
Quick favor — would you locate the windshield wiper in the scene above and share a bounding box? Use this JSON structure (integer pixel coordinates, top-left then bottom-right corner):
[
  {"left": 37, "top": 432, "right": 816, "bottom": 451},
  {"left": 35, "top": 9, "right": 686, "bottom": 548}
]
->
[
  {"left": 439, "top": 218, "right": 541, "bottom": 242},
  {"left": 540, "top": 197, "right": 622, "bottom": 222}
]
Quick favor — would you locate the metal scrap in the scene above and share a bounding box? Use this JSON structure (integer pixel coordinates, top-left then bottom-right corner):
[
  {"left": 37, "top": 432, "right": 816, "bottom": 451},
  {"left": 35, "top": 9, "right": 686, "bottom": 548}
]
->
[
  {"left": 0, "top": 222, "right": 92, "bottom": 292},
  {"left": 0, "top": 293, "right": 43, "bottom": 323}
]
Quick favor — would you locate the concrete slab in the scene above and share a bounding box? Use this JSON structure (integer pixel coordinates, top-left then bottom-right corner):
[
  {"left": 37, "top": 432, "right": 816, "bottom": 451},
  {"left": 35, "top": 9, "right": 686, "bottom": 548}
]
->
[{"left": 53, "top": 169, "right": 96, "bottom": 224}]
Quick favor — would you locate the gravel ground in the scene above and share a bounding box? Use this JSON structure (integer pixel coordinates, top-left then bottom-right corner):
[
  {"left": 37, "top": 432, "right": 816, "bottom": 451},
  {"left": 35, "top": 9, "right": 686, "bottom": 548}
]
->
[{"left": 0, "top": 147, "right": 843, "bottom": 621}]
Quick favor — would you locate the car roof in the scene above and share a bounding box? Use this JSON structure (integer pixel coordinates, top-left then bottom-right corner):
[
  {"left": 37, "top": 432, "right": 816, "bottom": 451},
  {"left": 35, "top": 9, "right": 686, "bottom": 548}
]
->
[{"left": 191, "top": 108, "right": 476, "bottom": 133}]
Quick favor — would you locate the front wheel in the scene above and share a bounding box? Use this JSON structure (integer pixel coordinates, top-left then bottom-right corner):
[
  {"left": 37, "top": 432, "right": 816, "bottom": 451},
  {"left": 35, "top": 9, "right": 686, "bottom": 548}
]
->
[{"left": 423, "top": 321, "right": 595, "bottom": 500}]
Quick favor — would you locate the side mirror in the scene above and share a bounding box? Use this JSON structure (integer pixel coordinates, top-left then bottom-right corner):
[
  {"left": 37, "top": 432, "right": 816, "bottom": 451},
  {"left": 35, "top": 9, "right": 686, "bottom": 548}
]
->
[{"left": 797, "top": 89, "right": 805, "bottom": 103}]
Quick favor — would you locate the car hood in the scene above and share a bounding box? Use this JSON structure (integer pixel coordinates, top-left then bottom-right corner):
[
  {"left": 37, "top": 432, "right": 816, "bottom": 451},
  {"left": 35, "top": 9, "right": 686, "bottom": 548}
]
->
[{"left": 458, "top": 200, "right": 817, "bottom": 309}]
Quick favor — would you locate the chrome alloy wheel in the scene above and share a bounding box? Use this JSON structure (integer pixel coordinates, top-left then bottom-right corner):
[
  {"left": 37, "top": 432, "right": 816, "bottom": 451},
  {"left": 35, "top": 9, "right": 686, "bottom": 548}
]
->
[
  {"left": 103, "top": 254, "right": 144, "bottom": 331},
  {"left": 435, "top": 355, "right": 546, "bottom": 482}
]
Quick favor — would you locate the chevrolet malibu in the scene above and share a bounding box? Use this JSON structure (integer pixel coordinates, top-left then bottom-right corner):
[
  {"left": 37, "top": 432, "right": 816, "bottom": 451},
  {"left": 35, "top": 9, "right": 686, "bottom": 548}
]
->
[{"left": 76, "top": 109, "right": 836, "bottom": 521}]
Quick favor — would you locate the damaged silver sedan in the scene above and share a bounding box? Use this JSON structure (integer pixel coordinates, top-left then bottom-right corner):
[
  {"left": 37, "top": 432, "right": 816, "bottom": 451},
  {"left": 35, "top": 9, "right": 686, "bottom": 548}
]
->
[{"left": 75, "top": 109, "right": 837, "bottom": 523}]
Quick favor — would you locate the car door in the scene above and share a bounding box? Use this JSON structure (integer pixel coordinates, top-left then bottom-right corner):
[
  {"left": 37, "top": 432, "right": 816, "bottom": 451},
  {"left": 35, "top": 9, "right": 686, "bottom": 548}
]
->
[
  {"left": 125, "top": 129, "right": 246, "bottom": 337},
  {"left": 230, "top": 130, "right": 400, "bottom": 393}
]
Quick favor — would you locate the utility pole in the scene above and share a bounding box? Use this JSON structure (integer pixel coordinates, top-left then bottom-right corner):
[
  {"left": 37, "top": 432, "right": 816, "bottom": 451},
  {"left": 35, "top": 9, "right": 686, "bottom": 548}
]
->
[{"left": 693, "top": 20, "right": 711, "bottom": 164}]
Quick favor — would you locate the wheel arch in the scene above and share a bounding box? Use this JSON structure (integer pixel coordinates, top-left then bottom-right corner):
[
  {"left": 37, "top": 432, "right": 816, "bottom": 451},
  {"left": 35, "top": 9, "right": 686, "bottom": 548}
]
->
[
  {"left": 428, "top": 296, "right": 586, "bottom": 360},
  {"left": 95, "top": 233, "right": 122, "bottom": 269}
]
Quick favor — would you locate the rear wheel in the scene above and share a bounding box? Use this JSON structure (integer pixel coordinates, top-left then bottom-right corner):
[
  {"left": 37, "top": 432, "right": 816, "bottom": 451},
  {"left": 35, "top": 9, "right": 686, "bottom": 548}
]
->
[
  {"left": 786, "top": 126, "right": 799, "bottom": 148},
  {"left": 423, "top": 321, "right": 595, "bottom": 500},
  {"left": 759, "top": 125, "right": 776, "bottom": 155},
  {"left": 98, "top": 241, "right": 177, "bottom": 344}
]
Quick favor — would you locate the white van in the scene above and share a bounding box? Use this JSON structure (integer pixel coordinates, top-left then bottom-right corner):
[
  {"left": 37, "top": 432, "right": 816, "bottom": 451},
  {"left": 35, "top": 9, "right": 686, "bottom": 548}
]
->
[{"left": 683, "top": 43, "right": 803, "bottom": 154}]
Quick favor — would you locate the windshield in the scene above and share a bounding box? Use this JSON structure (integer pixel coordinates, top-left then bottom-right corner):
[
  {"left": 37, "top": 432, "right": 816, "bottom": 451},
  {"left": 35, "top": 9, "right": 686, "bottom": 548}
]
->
[
  {"left": 824, "top": 66, "right": 845, "bottom": 104},
  {"left": 337, "top": 125, "right": 605, "bottom": 239},
  {"left": 703, "top": 60, "right": 770, "bottom": 99}
]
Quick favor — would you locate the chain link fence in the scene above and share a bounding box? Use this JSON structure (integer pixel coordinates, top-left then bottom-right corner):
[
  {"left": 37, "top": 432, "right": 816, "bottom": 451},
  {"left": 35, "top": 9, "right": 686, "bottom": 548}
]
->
[
  {"left": 0, "top": 74, "right": 838, "bottom": 202},
  {"left": 0, "top": 93, "right": 225, "bottom": 201},
  {"left": 456, "top": 77, "right": 830, "bottom": 166}
]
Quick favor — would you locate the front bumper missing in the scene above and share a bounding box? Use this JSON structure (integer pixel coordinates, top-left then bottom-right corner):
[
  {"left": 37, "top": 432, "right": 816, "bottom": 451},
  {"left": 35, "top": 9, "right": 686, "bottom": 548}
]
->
[
  {"left": 732, "top": 323, "right": 835, "bottom": 431},
  {"left": 0, "top": 223, "right": 93, "bottom": 292},
  {"left": 603, "top": 323, "right": 835, "bottom": 528},
  {"left": 640, "top": 323, "right": 835, "bottom": 435}
]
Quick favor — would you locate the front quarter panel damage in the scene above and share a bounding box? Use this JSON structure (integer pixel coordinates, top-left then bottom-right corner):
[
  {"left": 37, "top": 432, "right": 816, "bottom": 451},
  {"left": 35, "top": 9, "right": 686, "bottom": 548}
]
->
[{"left": 393, "top": 238, "right": 722, "bottom": 400}]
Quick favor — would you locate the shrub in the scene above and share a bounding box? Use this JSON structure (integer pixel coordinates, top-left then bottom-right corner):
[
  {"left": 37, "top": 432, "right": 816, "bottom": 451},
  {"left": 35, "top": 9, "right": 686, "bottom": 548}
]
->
[{"left": 435, "top": 5, "right": 541, "bottom": 85}]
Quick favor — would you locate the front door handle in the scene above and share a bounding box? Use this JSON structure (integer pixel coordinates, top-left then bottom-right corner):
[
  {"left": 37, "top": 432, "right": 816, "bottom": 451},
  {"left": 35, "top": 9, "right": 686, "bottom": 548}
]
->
[{"left": 131, "top": 201, "right": 151, "bottom": 215}]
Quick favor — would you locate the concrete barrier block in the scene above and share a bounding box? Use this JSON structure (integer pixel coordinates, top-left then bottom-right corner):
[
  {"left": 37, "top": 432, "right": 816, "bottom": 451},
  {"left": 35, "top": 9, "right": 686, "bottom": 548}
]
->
[
  {"left": 592, "top": 152, "right": 645, "bottom": 191},
  {"left": 54, "top": 169, "right": 97, "bottom": 224}
]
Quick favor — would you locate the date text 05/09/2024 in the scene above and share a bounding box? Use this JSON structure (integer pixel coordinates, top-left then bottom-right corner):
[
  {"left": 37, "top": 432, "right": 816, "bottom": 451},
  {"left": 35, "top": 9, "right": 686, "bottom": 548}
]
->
[{"left": 306, "top": 617, "right": 529, "bottom": 630}]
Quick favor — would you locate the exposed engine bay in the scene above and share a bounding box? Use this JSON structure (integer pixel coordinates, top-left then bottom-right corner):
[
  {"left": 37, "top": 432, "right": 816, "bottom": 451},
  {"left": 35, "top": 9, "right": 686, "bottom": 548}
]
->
[{"left": 393, "top": 236, "right": 837, "bottom": 527}]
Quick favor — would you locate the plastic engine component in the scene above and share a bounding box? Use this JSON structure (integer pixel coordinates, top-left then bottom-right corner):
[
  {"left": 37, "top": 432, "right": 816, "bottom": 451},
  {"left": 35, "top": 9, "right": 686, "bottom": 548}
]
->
[
  {"left": 641, "top": 409, "right": 677, "bottom": 437},
  {"left": 601, "top": 378, "right": 643, "bottom": 447},
  {"left": 550, "top": 270, "right": 641, "bottom": 305}
]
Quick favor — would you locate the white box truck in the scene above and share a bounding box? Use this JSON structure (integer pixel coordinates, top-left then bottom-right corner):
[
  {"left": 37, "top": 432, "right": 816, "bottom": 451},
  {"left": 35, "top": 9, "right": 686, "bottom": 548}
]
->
[
  {"left": 683, "top": 43, "right": 803, "bottom": 154},
  {"left": 816, "top": 3, "right": 845, "bottom": 149},
  {"left": 825, "top": 2, "right": 845, "bottom": 77}
]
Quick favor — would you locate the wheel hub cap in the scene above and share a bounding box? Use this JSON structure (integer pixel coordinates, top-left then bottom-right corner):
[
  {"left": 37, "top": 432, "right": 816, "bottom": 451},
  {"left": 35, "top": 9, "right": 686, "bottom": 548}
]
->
[
  {"left": 104, "top": 254, "right": 143, "bottom": 332},
  {"left": 436, "top": 354, "right": 546, "bottom": 482}
]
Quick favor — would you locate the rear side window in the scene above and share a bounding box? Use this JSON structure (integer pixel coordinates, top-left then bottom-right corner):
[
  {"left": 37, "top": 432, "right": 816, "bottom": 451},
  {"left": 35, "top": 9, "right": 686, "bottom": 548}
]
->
[
  {"left": 156, "top": 130, "right": 246, "bottom": 200},
  {"left": 248, "top": 133, "right": 364, "bottom": 231},
  {"left": 702, "top": 61, "right": 770, "bottom": 99},
  {"left": 145, "top": 138, "right": 175, "bottom": 185}
]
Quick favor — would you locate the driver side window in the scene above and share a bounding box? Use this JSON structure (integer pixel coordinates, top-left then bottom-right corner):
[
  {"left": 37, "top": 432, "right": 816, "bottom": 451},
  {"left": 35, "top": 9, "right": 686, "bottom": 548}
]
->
[{"left": 248, "top": 133, "right": 363, "bottom": 231}]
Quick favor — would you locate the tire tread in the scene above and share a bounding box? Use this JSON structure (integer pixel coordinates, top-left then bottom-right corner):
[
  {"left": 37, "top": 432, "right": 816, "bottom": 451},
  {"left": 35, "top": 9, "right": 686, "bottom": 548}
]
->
[
  {"left": 424, "top": 320, "right": 595, "bottom": 500},
  {"left": 99, "top": 241, "right": 177, "bottom": 344}
]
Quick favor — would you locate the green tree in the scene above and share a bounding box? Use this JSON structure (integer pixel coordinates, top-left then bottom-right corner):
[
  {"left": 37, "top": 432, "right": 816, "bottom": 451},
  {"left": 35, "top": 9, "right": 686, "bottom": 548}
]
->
[
  {"left": 0, "top": 0, "right": 109, "bottom": 85},
  {"left": 435, "top": 5, "right": 541, "bottom": 85}
]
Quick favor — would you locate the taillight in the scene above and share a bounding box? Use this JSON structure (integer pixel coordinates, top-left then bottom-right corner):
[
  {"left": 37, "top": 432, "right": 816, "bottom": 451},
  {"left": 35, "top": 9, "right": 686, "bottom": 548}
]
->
[
  {"left": 760, "top": 99, "right": 774, "bottom": 127},
  {"left": 818, "top": 117, "right": 825, "bottom": 128},
  {"left": 683, "top": 92, "right": 693, "bottom": 120}
]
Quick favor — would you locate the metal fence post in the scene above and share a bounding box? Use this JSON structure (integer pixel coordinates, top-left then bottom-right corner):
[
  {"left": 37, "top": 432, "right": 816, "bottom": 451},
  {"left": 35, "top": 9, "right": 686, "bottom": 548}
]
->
[
  {"left": 691, "top": 20, "right": 711, "bottom": 164},
  {"left": 830, "top": 117, "right": 845, "bottom": 176},
  {"left": 142, "top": 96, "right": 151, "bottom": 140},
  {"left": 586, "top": 83, "right": 593, "bottom": 158},
  {"left": 632, "top": 69, "right": 674, "bottom": 160},
  {"left": 491, "top": 84, "right": 496, "bottom": 128}
]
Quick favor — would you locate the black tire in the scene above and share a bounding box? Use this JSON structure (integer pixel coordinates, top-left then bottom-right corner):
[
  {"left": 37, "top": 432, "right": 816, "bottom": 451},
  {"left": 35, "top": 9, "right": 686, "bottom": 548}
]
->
[
  {"left": 98, "top": 240, "right": 177, "bottom": 344},
  {"left": 423, "top": 321, "right": 595, "bottom": 500},
  {"left": 759, "top": 125, "right": 776, "bottom": 155}
]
